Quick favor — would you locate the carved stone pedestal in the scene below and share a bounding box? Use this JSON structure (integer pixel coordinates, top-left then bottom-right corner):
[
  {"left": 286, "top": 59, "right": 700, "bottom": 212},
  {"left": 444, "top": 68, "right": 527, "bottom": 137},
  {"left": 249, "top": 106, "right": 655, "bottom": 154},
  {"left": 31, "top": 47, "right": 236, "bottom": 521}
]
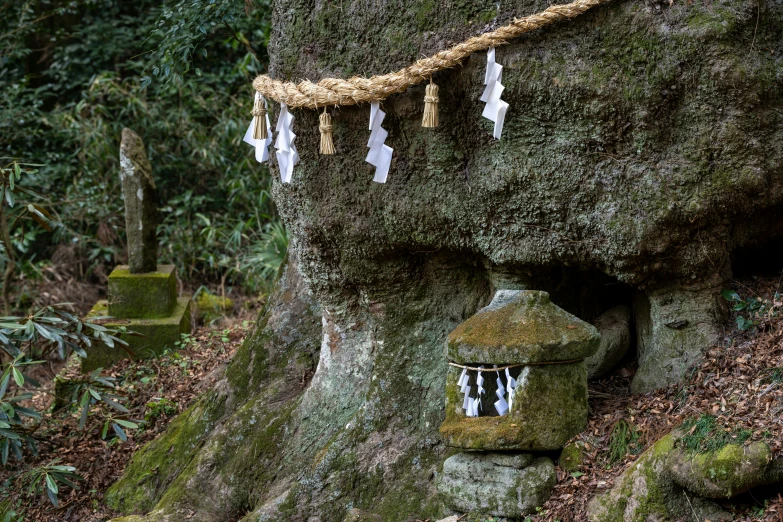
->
[{"left": 82, "top": 264, "right": 192, "bottom": 372}]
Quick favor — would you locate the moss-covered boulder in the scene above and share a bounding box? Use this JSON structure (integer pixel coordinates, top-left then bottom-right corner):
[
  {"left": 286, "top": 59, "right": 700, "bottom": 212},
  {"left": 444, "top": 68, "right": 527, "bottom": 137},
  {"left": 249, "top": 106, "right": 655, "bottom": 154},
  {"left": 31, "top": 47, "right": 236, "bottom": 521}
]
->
[
  {"left": 559, "top": 440, "right": 587, "bottom": 473},
  {"left": 194, "top": 291, "right": 235, "bottom": 322},
  {"left": 436, "top": 452, "right": 555, "bottom": 517},
  {"left": 587, "top": 434, "right": 731, "bottom": 522},
  {"left": 447, "top": 290, "right": 599, "bottom": 364},
  {"left": 586, "top": 428, "right": 783, "bottom": 522},
  {"left": 667, "top": 441, "right": 779, "bottom": 499}
]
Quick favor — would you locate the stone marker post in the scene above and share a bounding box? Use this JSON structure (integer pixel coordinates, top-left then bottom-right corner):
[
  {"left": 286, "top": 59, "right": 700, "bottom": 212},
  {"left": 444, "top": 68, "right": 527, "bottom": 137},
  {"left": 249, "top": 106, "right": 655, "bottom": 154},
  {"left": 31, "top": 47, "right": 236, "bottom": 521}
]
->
[
  {"left": 119, "top": 128, "right": 158, "bottom": 273},
  {"left": 80, "top": 129, "right": 192, "bottom": 372}
]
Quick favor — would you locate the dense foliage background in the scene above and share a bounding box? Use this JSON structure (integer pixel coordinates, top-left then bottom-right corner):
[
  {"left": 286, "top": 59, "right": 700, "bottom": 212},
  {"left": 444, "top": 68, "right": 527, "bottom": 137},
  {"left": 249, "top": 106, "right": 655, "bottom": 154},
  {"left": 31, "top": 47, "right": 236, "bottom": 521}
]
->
[{"left": 1, "top": 0, "right": 283, "bottom": 312}]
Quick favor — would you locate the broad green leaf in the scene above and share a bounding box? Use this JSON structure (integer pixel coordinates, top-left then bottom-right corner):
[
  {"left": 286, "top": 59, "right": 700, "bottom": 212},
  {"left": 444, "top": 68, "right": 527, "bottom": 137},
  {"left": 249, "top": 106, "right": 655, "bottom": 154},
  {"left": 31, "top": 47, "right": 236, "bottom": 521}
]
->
[
  {"left": 102, "top": 398, "right": 129, "bottom": 413},
  {"left": 114, "top": 419, "right": 138, "bottom": 429},
  {"left": 11, "top": 367, "right": 23, "bottom": 387},
  {"left": 45, "top": 473, "right": 59, "bottom": 494},
  {"left": 112, "top": 423, "right": 127, "bottom": 441}
]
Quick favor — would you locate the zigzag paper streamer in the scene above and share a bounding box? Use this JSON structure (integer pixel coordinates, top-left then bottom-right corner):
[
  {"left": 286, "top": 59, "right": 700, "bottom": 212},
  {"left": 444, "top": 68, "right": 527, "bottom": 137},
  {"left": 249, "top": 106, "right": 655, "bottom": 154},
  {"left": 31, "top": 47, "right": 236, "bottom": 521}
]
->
[
  {"left": 462, "top": 385, "right": 472, "bottom": 414},
  {"left": 480, "top": 47, "right": 509, "bottom": 140},
  {"left": 242, "top": 93, "right": 272, "bottom": 163},
  {"left": 505, "top": 367, "right": 517, "bottom": 412},
  {"left": 365, "top": 102, "right": 393, "bottom": 183},
  {"left": 457, "top": 368, "right": 468, "bottom": 391},
  {"left": 274, "top": 102, "right": 299, "bottom": 184},
  {"left": 494, "top": 371, "right": 509, "bottom": 416}
]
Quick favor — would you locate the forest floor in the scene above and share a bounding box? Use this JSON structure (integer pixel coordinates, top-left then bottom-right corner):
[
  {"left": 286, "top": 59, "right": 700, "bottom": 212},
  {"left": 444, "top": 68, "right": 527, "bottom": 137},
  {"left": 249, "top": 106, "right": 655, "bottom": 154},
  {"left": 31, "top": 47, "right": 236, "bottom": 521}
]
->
[
  {"left": 542, "top": 274, "right": 783, "bottom": 522},
  {"left": 0, "top": 306, "right": 255, "bottom": 521}
]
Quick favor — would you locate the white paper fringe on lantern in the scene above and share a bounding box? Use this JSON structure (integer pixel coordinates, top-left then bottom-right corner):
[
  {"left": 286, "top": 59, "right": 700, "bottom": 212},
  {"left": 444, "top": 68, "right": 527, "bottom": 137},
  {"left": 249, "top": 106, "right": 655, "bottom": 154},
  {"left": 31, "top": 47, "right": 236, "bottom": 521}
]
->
[
  {"left": 243, "top": 93, "right": 272, "bottom": 163},
  {"left": 275, "top": 102, "right": 299, "bottom": 183},
  {"left": 480, "top": 47, "right": 509, "bottom": 140},
  {"left": 505, "top": 367, "right": 517, "bottom": 412},
  {"left": 494, "top": 368, "right": 509, "bottom": 416},
  {"left": 365, "top": 102, "right": 393, "bottom": 183},
  {"left": 455, "top": 365, "right": 518, "bottom": 418}
]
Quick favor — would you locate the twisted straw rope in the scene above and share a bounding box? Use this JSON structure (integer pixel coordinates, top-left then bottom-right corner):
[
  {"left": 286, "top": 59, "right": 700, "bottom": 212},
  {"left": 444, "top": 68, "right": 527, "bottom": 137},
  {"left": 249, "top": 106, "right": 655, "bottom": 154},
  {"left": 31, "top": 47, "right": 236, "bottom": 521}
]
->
[
  {"left": 448, "top": 359, "right": 583, "bottom": 371},
  {"left": 253, "top": 0, "right": 612, "bottom": 110}
]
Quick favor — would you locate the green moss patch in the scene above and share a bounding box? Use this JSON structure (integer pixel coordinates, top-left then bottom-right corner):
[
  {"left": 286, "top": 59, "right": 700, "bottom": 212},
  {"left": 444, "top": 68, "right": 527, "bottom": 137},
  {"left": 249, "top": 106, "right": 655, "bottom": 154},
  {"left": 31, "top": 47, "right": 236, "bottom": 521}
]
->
[
  {"left": 108, "top": 265, "right": 177, "bottom": 319},
  {"left": 447, "top": 291, "right": 600, "bottom": 364}
]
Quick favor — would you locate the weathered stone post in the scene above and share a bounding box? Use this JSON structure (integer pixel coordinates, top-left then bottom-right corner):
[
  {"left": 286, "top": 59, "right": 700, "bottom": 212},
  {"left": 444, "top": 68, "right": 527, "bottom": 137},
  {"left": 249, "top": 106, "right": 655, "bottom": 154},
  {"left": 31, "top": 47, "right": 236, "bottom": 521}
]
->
[
  {"left": 82, "top": 129, "right": 192, "bottom": 371},
  {"left": 119, "top": 128, "right": 158, "bottom": 274}
]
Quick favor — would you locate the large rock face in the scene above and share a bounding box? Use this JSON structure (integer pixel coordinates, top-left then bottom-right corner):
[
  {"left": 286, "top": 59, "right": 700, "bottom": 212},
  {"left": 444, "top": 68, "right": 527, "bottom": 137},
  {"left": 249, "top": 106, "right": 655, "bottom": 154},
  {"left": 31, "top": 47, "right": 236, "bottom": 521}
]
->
[{"left": 109, "top": 0, "right": 783, "bottom": 520}]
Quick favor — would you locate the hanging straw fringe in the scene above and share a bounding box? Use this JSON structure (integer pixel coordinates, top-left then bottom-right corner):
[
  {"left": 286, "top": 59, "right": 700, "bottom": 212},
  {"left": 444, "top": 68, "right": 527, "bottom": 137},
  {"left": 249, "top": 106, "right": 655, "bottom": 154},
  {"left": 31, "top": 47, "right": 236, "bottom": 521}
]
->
[
  {"left": 422, "top": 82, "right": 439, "bottom": 128},
  {"left": 252, "top": 0, "right": 612, "bottom": 109},
  {"left": 319, "top": 112, "right": 335, "bottom": 155},
  {"left": 252, "top": 97, "right": 268, "bottom": 140}
]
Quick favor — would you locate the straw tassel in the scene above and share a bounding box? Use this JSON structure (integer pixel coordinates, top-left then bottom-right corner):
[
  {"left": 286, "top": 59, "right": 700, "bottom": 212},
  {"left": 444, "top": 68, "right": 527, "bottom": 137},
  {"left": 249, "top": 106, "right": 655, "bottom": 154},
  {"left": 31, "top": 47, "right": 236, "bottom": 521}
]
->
[
  {"left": 422, "top": 82, "right": 439, "bottom": 128},
  {"left": 252, "top": 96, "right": 267, "bottom": 140},
  {"left": 319, "top": 111, "right": 335, "bottom": 155}
]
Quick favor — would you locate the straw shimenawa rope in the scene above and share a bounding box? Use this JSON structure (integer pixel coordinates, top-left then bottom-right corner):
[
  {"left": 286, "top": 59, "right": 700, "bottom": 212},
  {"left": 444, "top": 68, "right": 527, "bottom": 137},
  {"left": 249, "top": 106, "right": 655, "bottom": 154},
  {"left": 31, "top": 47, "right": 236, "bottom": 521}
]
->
[{"left": 253, "top": 0, "right": 612, "bottom": 110}]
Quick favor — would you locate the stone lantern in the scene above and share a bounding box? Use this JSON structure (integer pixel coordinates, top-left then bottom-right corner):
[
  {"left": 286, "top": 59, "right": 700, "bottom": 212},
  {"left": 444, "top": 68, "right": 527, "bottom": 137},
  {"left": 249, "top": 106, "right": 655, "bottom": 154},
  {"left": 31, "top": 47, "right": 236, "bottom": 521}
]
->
[{"left": 439, "top": 290, "right": 600, "bottom": 451}]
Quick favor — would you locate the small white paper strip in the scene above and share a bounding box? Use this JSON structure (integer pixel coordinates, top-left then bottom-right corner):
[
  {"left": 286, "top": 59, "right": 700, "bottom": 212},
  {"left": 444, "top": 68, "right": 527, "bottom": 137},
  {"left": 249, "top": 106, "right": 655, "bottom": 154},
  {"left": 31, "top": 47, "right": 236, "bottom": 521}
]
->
[
  {"left": 242, "top": 93, "right": 272, "bottom": 163},
  {"left": 494, "top": 390, "right": 509, "bottom": 416},
  {"left": 505, "top": 367, "right": 517, "bottom": 390},
  {"left": 457, "top": 368, "right": 467, "bottom": 388},
  {"left": 494, "top": 370, "right": 509, "bottom": 416},
  {"left": 505, "top": 367, "right": 517, "bottom": 412},
  {"left": 274, "top": 102, "right": 299, "bottom": 184},
  {"left": 462, "top": 385, "right": 472, "bottom": 412},
  {"left": 365, "top": 102, "right": 393, "bottom": 183},
  {"left": 476, "top": 371, "right": 485, "bottom": 395},
  {"left": 470, "top": 398, "right": 479, "bottom": 417},
  {"left": 480, "top": 48, "right": 509, "bottom": 140}
]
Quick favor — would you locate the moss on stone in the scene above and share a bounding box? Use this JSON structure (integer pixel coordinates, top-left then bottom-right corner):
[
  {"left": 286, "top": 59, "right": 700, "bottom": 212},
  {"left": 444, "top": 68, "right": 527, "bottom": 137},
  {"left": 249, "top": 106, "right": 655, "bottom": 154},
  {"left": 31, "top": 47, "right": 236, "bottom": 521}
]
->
[
  {"left": 106, "top": 391, "right": 227, "bottom": 514},
  {"left": 195, "top": 291, "right": 235, "bottom": 321},
  {"left": 82, "top": 297, "right": 192, "bottom": 372},
  {"left": 588, "top": 434, "right": 681, "bottom": 522},
  {"left": 447, "top": 291, "right": 600, "bottom": 364},
  {"left": 441, "top": 362, "right": 588, "bottom": 450},
  {"left": 108, "top": 265, "right": 177, "bottom": 319},
  {"left": 559, "top": 440, "right": 587, "bottom": 473},
  {"left": 667, "top": 441, "right": 774, "bottom": 499}
]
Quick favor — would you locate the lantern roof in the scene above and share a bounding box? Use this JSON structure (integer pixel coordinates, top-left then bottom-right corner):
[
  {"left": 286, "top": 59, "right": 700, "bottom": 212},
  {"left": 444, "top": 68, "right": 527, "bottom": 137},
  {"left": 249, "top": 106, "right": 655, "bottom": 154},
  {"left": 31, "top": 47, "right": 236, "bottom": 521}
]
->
[{"left": 447, "top": 290, "right": 600, "bottom": 364}]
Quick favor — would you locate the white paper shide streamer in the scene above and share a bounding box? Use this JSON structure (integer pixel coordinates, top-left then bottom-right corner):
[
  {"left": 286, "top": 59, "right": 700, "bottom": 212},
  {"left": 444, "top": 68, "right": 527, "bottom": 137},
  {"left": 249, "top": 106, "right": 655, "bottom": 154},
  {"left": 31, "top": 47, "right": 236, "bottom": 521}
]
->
[
  {"left": 243, "top": 93, "right": 272, "bottom": 163},
  {"left": 494, "top": 368, "right": 509, "bottom": 416},
  {"left": 275, "top": 102, "right": 300, "bottom": 184},
  {"left": 480, "top": 47, "right": 509, "bottom": 140},
  {"left": 505, "top": 367, "right": 517, "bottom": 413},
  {"left": 456, "top": 365, "right": 518, "bottom": 418},
  {"left": 365, "top": 102, "right": 393, "bottom": 183}
]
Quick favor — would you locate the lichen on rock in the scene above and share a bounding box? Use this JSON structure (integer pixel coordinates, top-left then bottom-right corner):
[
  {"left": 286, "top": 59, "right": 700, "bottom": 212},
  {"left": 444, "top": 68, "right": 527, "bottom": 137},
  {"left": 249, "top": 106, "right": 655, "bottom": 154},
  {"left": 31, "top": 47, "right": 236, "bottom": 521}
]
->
[{"left": 586, "top": 305, "right": 631, "bottom": 379}]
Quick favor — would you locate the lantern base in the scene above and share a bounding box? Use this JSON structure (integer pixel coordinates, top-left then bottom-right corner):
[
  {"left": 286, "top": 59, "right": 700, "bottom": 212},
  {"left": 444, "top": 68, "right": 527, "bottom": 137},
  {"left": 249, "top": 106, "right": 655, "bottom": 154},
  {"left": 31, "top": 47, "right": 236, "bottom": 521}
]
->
[{"left": 436, "top": 451, "right": 556, "bottom": 517}]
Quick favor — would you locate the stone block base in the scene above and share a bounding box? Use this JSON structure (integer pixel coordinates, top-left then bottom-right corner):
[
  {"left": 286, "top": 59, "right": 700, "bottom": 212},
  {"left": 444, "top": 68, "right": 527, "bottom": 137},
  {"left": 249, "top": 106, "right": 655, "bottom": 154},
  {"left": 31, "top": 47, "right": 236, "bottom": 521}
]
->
[
  {"left": 436, "top": 452, "right": 556, "bottom": 517},
  {"left": 108, "top": 264, "right": 177, "bottom": 319},
  {"left": 82, "top": 297, "right": 192, "bottom": 372}
]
